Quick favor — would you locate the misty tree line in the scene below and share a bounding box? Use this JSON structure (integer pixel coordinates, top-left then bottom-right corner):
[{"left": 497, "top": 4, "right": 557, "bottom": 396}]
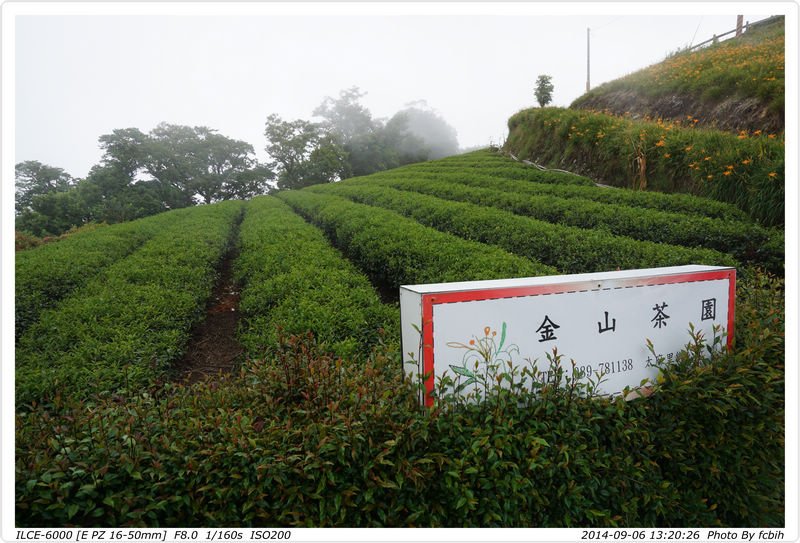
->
[{"left": 15, "top": 87, "right": 459, "bottom": 236}]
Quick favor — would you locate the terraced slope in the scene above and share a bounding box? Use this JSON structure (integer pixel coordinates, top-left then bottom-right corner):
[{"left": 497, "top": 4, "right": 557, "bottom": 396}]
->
[
  {"left": 15, "top": 207, "right": 197, "bottom": 339},
  {"left": 15, "top": 148, "right": 782, "bottom": 410},
  {"left": 504, "top": 108, "right": 784, "bottom": 226},
  {"left": 235, "top": 195, "right": 399, "bottom": 360},
  {"left": 317, "top": 149, "right": 778, "bottom": 270},
  {"left": 15, "top": 149, "right": 785, "bottom": 528},
  {"left": 504, "top": 17, "right": 785, "bottom": 226},
  {"left": 16, "top": 202, "right": 244, "bottom": 407}
]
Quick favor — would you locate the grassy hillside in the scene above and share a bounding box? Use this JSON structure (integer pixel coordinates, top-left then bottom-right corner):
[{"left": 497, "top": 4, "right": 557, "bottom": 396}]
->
[
  {"left": 16, "top": 151, "right": 784, "bottom": 527},
  {"left": 504, "top": 16, "right": 785, "bottom": 227},
  {"left": 504, "top": 108, "right": 784, "bottom": 226},
  {"left": 572, "top": 16, "right": 785, "bottom": 133}
]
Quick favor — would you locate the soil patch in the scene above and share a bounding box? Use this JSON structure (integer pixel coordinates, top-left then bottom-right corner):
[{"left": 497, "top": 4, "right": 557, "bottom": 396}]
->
[
  {"left": 375, "top": 281, "right": 400, "bottom": 305},
  {"left": 573, "top": 90, "right": 783, "bottom": 134},
  {"left": 174, "top": 245, "right": 244, "bottom": 385}
]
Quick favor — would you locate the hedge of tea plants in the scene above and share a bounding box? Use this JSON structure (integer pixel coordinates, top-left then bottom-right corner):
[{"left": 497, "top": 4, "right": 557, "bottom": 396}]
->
[
  {"left": 276, "top": 190, "right": 555, "bottom": 288},
  {"left": 397, "top": 162, "right": 595, "bottom": 186},
  {"left": 307, "top": 182, "right": 737, "bottom": 273},
  {"left": 234, "top": 196, "right": 399, "bottom": 360},
  {"left": 15, "top": 269, "right": 783, "bottom": 527},
  {"left": 15, "top": 208, "right": 195, "bottom": 339},
  {"left": 15, "top": 201, "right": 243, "bottom": 409},
  {"left": 356, "top": 176, "right": 778, "bottom": 269},
  {"left": 370, "top": 164, "right": 749, "bottom": 222},
  {"left": 504, "top": 108, "right": 784, "bottom": 226}
]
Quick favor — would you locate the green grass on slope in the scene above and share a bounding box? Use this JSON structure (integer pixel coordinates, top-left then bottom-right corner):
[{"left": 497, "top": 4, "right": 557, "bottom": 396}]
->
[
  {"left": 572, "top": 18, "right": 785, "bottom": 115},
  {"left": 505, "top": 108, "right": 784, "bottom": 226}
]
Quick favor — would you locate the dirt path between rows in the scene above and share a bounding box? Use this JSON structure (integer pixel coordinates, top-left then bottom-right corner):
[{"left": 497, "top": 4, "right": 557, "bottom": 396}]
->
[{"left": 173, "top": 234, "right": 244, "bottom": 384}]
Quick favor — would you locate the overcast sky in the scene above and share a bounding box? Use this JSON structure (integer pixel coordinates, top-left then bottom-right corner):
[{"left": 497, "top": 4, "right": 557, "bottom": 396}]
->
[{"left": 10, "top": 4, "right": 776, "bottom": 179}]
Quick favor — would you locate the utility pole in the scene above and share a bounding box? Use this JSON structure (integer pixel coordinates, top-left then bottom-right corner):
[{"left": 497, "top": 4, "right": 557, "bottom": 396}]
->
[{"left": 586, "top": 27, "right": 591, "bottom": 92}]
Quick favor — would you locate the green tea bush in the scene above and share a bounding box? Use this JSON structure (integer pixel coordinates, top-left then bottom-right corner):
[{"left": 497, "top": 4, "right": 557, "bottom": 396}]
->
[
  {"left": 235, "top": 196, "right": 399, "bottom": 360},
  {"left": 433, "top": 149, "right": 515, "bottom": 164},
  {"left": 360, "top": 176, "right": 779, "bottom": 270},
  {"left": 309, "top": 183, "right": 737, "bottom": 273},
  {"left": 641, "top": 268, "right": 784, "bottom": 526},
  {"left": 394, "top": 163, "right": 595, "bottom": 186},
  {"left": 371, "top": 169, "right": 748, "bottom": 221},
  {"left": 504, "top": 108, "right": 784, "bottom": 226},
  {"left": 277, "top": 190, "right": 554, "bottom": 287},
  {"left": 15, "top": 201, "right": 243, "bottom": 409},
  {"left": 387, "top": 149, "right": 595, "bottom": 186},
  {"left": 15, "top": 271, "right": 783, "bottom": 527},
  {"left": 15, "top": 208, "right": 195, "bottom": 338}
]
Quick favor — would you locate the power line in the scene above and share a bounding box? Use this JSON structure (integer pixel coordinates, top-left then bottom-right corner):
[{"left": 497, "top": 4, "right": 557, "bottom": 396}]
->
[
  {"left": 586, "top": 16, "right": 624, "bottom": 92},
  {"left": 689, "top": 16, "right": 704, "bottom": 47},
  {"left": 592, "top": 16, "right": 624, "bottom": 32}
]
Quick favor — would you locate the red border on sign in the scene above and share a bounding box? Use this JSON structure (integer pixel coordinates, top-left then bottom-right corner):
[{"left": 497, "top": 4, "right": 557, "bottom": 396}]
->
[{"left": 420, "top": 269, "right": 736, "bottom": 407}]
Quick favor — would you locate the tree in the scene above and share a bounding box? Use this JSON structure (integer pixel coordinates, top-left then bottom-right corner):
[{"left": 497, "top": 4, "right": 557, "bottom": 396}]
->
[
  {"left": 194, "top": 130, "right": 258, "bottom": 204},
  {"left": 311, "top": 88, "right": 459, "bottom": 178},
  {"left": 304, "top": 134, "right": 351, "bottom": 185},
  {"left": 17, "top": 123, "right": 269, "bottom": 236},
  {"left": 15, "top": 161, "right": 73, "bottom": 213},
  {"left": 313, "top": 86, "right": 375, "bottom": 144},
  {"left": 534, "top": 74, "right": 554, "bottom": 107},
  {"left": 15, "top": 189, "right": 89, "bottom": 236},
  {"left": 264, "top": 114, "right": 347, "bottom": 190},
  {"left": 98, "top": 128, "right": 148, "bottom": 179},
  {"left": 144, "top": 123, "right": 207, "bottom": 208},
  {"left": 102, "top": 123, "right": 266, "bottom": 206},
  {"left": 312, "top": 87, "right": 388, "bottom": 178},
  {"left": 80, "top": 164, "right": 166, "bottom": 223},
  {"left": 389, "top": 101, "right": 459, "bottom": 160},
  {"left": 220, "top": 163, "right": 275, "bottom": 200}
]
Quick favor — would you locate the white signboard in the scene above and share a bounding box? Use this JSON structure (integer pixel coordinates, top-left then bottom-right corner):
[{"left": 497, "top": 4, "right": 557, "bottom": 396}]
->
[{"left": 400, "top": 265, "right": 735, "bottom": 406}]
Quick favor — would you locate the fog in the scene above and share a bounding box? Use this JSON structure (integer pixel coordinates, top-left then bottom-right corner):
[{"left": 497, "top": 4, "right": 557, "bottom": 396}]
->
[
  {"left": 395, "top": 101, "right": 460, "bottom": 160},
  {"left": 9, "top": 4, "right": 775, "bottom": 180}
]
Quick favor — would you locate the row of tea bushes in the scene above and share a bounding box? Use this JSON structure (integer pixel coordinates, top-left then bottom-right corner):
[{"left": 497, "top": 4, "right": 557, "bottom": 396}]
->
[
  {"left": 308, "top": 183, "right": 737, "bottom": 274},
  {"left": 372, "top": 168, "right": 749, "bottom": 222},
  {"left": 276, "top": 190, "right": 554, "bottom": 288},
  {"left": 234, "top": 196, "right": 399, "bottom": 360},
  {"left": 359, "top": 176, "right": 777, "bottom": 267},
  {"left": 431, "top": 149, "right": 516, "bottom": 164},
  {"left": 392, "top": 162, "right": 595, "bottom": 186},
  {"left": 15, "top": 270, "right": 783, "bottom": 527},
  {"left": 15, "top": 201, "right": 243, "bottom": 409},
  {"left": 396, "top": 149, "right": 594, "bottom": 184},
  {"left": 15, "top": 208, "right": 196, "bottom": 339}
]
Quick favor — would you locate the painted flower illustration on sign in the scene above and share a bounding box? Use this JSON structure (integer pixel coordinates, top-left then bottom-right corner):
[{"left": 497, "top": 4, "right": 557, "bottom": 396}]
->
[{"left": 446, "top": 322, "right": 519, "bottom": 388}]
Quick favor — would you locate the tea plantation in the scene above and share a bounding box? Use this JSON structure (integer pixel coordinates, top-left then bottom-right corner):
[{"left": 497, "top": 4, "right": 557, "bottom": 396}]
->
[{"left": 15, "top": 150, "right": 784, "bottom": 527}]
